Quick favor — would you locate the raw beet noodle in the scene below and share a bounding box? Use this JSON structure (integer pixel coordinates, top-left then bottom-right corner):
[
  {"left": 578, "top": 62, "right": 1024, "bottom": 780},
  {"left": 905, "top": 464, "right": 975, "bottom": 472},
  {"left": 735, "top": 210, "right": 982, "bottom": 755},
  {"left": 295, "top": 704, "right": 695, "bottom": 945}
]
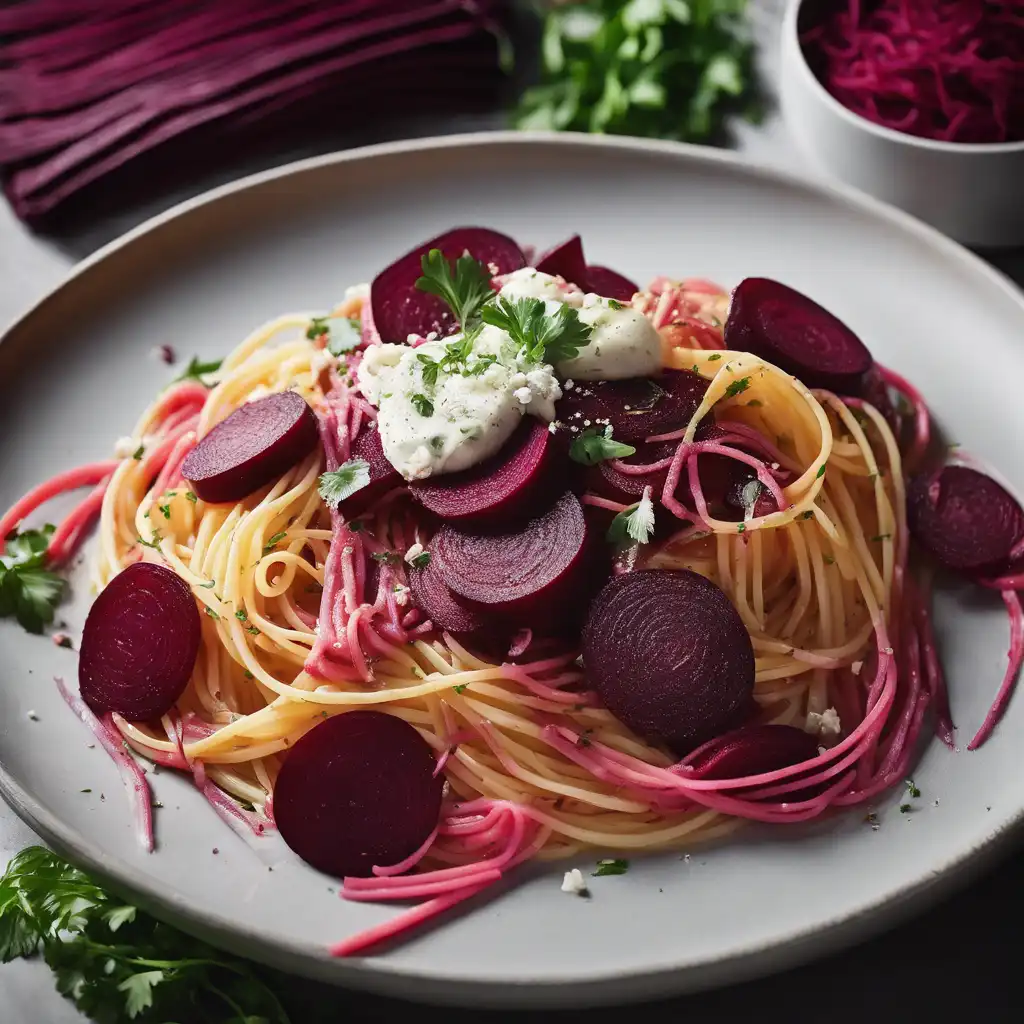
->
[
  {"left": 435, "top": 491, "right": 596, "bottom": 625},
  {"left": 582, "top": 569, "right": 756, "bottom": 751},
  {"left": 801, "top": 0, "right": 1024, "bottom": 145},
  {"left": 725, "top": 277, "right": 874, "bottom": 396},
  {"left": 683, "top": 723, "right": 821, "bottom": 780},
  {"left": 79, "top": 562, "right": 201, "bottom": 721},
  {"left": 908, "top": 465, "right": 1024, "bottom": 571},
  {"left": 181, "top": 390, "right": 319, "bottom": 504},
  {"left": 274, "top": 711, "right": 443, "bottom": 879},
  {"left": 556, "top": 369, "right": 714, "bottom": 445},
  {"left": 371, "top": 226, "right": 525, "bottom": 343},
  {"left": 586, "top": 265, "right": 640, "bottom": 302},
  {"left": 340, "top": 423, "right": 401, "bottom": 518},
  {"left": 598, "top": 440, "right": 680, "bottom": 498},
  {"left": 534, "top": 235, "right": 588, "bottom": 287},
  {"left": 407, "top": 556, "right": 490, "bottom": 637},
  {"left": 411, "top": 419, "right": 559, "bottom": 527}
]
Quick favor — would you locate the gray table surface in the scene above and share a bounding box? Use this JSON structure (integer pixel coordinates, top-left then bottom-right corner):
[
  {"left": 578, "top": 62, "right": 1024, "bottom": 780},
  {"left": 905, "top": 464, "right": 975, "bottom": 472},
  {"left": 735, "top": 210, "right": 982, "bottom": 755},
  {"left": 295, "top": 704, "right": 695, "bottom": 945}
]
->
[{"left": 3, "top": 4, "right": 1024, "bottom": 1020}]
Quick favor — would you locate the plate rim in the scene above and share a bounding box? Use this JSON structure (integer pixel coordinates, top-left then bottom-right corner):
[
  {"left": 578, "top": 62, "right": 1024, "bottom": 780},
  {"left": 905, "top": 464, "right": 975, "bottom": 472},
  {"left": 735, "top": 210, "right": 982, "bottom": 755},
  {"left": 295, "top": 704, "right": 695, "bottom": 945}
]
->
[{"left": 3, "top": 130, "right": 1024, "bottom": 1005}]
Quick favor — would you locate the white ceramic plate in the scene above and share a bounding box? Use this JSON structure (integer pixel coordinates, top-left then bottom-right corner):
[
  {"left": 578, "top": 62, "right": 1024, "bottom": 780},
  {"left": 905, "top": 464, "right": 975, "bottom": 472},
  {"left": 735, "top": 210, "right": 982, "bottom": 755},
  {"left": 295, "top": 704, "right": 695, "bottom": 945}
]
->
[{"left": 1, "top": 133, "right": 1023, "bottom": 1009}]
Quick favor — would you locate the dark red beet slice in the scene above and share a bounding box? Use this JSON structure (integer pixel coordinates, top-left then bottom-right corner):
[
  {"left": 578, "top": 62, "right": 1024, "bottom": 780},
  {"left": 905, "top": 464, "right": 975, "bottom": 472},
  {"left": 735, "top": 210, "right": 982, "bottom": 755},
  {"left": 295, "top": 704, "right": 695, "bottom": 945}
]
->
[
  {"left": 724, "top": 278, "right": 873, "bottom": 395},
  {"left": 908, "top": 465, "right": 1024, "bottom": 571},
  {"left": 435, "top": 491, "right": 596, "bottom": 625},
  {"left": 79, "top": 562, "right": 201, "bottom": 721},
  {"left": 586, "top": 265, "right": 639, "bottom": 302},
  {"left": 556, "top": 369, "right": 713, "bottom": 445},
  {"left": 274, "top": 711, "right": 443, "bottom": 878},
  {"left": 683, "top": 724, "right": 820, "bottom": 779},
  {"left": 182, "top": 391, "right": 319, "bottom": 504},
  {"left": 338, "top": 424, "right": 402, "bottom": 518},
  {"left": 371, "top": 227, "right": 526, "bottom": 343},
  {"left": 410, "top": 419, "right": 559, "bottom": 527},
  {"left": 408, "top": 556, "right": 490, "bottom": 636},
  {"left": 535, "top": 234, "right": 588, "bottom": 288},
  {"left": 582, "top": 569, "right": 755, "bottom": 750}
]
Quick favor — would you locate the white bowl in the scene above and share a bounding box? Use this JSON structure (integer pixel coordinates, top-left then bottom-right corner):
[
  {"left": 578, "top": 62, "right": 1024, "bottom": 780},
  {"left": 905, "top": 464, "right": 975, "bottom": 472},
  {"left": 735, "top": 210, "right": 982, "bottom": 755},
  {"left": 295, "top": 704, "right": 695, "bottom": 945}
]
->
[{"left": 779, "top": 0, "right": 1024, "bottom": 249}]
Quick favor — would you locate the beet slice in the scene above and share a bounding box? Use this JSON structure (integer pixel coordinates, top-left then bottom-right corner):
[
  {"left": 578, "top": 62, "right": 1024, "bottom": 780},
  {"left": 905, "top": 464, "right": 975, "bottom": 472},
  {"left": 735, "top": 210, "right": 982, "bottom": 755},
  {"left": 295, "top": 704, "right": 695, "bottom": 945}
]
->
[
  {"left": 435, "top": 491, "right": 596, "bottom": 625},
  {"left": 557, "top": 369, "right": 713, "bottom": 445},
  {"left": 908, "top": 465, "right": 1024, "bottom": 571},
  {"left": 586, "top": 265, "right": 639, "bottom": 302},
  {"left": 79, "top": 562, "right": 201, "bottom": 721},
  {"left": 408, "top": 556, "right": 490, "bottom": 636},
  {"left": 582, "top": 569, "right": 755, "bottom": 750},
  {"left": 683, "top": 723, "right": 820, "bottom": 779},
  {"left": 535, "top": 234, "right": 588, "bottom": 288},
  {"left": 339, "top": 423, "right": 402, "bottom": 518},
  {"left": 182, "top": 391, "right": 319, "bottom": 504},
  {"left": 410, "top": 419, "right": 559, "bottom": 527},
  {"left": 274, "top": 711, "right": 443, "bottom": 878},
  {"left": 724, "top": 278, "right": 873, "bottom": 395},
  {"left": 371, "top": 227, "right": 526, "bottom": 343}
]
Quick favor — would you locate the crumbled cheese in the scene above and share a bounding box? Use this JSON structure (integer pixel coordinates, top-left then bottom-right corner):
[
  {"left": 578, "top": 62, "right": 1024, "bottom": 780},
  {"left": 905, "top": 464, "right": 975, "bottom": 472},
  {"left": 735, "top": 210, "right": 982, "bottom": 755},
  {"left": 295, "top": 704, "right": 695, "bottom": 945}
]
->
[
  {"left": 514, "top": 387, "right": 533, "bottom": 405},
  {"left": 356, "top": 343, "right": 406, "bottom": 406},
  {"left": 343, "top": 283, "right": 370, "bottom": 301},
  {"left": 805, "top": 707, "right": 842, "bottom": 738},
  {"left": 561, "top": 868, "right": 589, "bottom": 895},
  {"left": 404, "top": 543, "right": 425, "bottom": 564},
  {"left": 393, "top": 584, "right": 410, "bottom": 607},
  {"left": 113, "top": 436, "right": 137, "bottom": 459}
]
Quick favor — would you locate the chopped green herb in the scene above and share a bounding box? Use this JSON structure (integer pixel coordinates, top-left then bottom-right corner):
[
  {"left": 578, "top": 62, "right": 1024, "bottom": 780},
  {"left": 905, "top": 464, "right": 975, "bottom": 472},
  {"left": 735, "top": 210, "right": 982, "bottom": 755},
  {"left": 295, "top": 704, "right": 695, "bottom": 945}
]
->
[
  {"left": 198, "top": 580, "right": 216, "bottom": 589},
  {"left": 410, "top": 551, "right": 431, "bottom": 570},
  {"left": 246, "top": 625, "right": 260, "bottom": 636},
  {"left": 724, "top": 376, "right": 751, "bottom": 398},
  {"left": 204, "top": 608, "right": 219, "bottom": 620},
  {"left": 747, "top": 399, "right": 762, "bottom": 407},
  {"left": 318, "top": 458, "right": 371, "bottom": 508},
  {"left": 79, "top": 789, "right": 91, "bottom": 793},
  {"left": 0, "top": 846, "right": 291, "bottom": 1023},
  {"left": 905, "top": 779, "right": 921, "bottom": 799},
  {"left": 158, "top": 504, "right": 171, "bottom": 519},
  {"left": 824, "top": 555, "right": 835, "bottom": 565},
  {"left": 262, "top": 531, "right": 287, "bottom": 555},
  {"left": 174, "top": 355, "right": 223, "bottom": 386},
  {"left": 481, "top": 296, "right": 592, "bottom": 365},
  {"left": 136, "top": 534, "right": 162, "bottom": 550},
  {"left": 801, "top": 511, "right": 815, "bottom": 521},
  {"left": 900, "top": 803, "right": 912, "bottom": 814},
  {"left": 235, "top": 609, "right": 248, "bottom": 621},
  {"left": 607, "top": 298, "right": 626, "bottom": 310},
  {"left": 417, "top": 353, "right": 441, "bottom": 389},
  {"left": 415, "top": 249, "right": 494, "bottom": 329},
  {"left": 185, "top": 491, "right": 198, "bottom": 505},
  {"left": 592, "top": 858, "right": 629, "bottom": 877},
  {"left": 244, "top": 670, "right": 255, "bottom": 680},
  {"left": 371, "top": 551, "right": 402, "bottom": 565},
  {"left": 453, "top": 684, "right": 468, "bottom": 695},
  {"left": 411, "top": 393, "right": 435, "bottom": 417},
  {"left": 707, "top": 353, "right": 722, "bottom": 362},
  {"left": 132, "top": 445, "right": 145, "bottom": 461},
  {"left": 569, "top": 424, "right": 636, "bottom": 466},
  {"left": 737, "top": 523, "right": 746, "bottom": 533},
  {"left": 607, "top": 490, "right": 656, "bottom": 547},
  {"left": 816, "top": 464, "right": 827, "bottom": 479}
]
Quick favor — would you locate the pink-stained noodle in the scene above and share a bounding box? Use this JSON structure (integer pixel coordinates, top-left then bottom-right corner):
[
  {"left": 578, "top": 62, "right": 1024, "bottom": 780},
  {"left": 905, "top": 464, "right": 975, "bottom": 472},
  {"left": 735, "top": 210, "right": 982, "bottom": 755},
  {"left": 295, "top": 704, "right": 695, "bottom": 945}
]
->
[{"left": 968, "top": 590, "right": 1024, "bottom": 750}]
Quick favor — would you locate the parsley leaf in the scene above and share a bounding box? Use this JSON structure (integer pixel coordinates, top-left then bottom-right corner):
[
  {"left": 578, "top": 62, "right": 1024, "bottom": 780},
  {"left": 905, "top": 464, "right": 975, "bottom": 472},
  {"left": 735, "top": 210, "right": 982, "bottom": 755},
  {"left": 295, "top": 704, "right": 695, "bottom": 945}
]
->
[
  {"left": 410, "top": 551, "right": 431, "bottom": 570},
  {"left": 0, "top": 527, "right": 65, "bottom": 634},
  {"left": 481, "top": 296, "right": 591, "bottom": 365},
  {"left": 569, "top": 425, "right": 636, "bottom": 466},
  {"left": 606, "top": 490, "right": 656, "bottom": 547},
  {"left": 307, "top": 315, "right": 361, "bottom": 355},
  {"left": 592, "top": 858, "right": 629, "bottom": 877},
  {"left": 174, "top": 355, "right": 222, "bottom": 386},
  {"left": 724, "top": 376, "right": 751, "bottom": 398},
  {"left": 415, "top": 249, "right": 494, "bottom": 329},
  {"left": 0, "top": 846, "right": 292, "bottom": 1023},
  {"left": 411, "top": 394, "right": 435, "bottom": 417},
  {"left": 262, "top": 531, "right": 287, "bottom": 555},
  {"left": 417, "top": 353, "right": 441, "bottom": 389},
  {"left": 514, "top": 0, "right": 758, "bottom": 145},
  {"left": 318, "top": 459, "right": 371, "bottom": 509}
]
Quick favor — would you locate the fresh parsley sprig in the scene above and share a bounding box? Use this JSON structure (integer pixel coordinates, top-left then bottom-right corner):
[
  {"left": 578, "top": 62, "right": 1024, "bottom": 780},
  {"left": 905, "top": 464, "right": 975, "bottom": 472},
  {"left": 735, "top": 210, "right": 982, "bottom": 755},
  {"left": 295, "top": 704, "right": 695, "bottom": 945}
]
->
[
  {"left": 514, "top": 0, "right": 758, "bottom": 144},
  {"left": 569, "top": 424, "right": 636, "bottom": 466},
  {"left": 318, "top": 459, "right": 370, "bottom": 508},
  {"left": 480, "top": 296, "right": 592, "bottom": 365},
  {"left": 415, "top": 249, "right": 494, "bottom": 330},
  {"left": 0, "top": 526, "right": 65, "bottom": 634},
  {"left": 174, "top": 356, "right": 222, "bottom": 386},
  {"left": 0, "top": 846, "right": 291, "bottom": 1024}
]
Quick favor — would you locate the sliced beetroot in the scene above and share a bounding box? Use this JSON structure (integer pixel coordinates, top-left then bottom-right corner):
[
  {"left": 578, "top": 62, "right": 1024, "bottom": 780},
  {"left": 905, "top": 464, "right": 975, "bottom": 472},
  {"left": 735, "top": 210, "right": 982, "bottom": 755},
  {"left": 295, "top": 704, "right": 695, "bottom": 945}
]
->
[
  {"left": 435, "top": 491, "right": 596, "bottom": 625},
  {"left": 410, "top": 419, "right": 559, "bottom": 527},
  {"left": 182, "top": 391, "right": 319, "bottom": 504},
  {"left": 79, "top": 562, "right": 201, "bottom": 721},
  {"left": 339, "top": 424, "right": 402, "bottom": 519},
  {"left": 683, "top": 723, "right": 821, "bottom": 779},
  {"left": 274, "top": 711, "right": 443, "bottom": 878},
  {"left": 587, "top": 265, "right": 639, "bottom": 302},
  {"left": 535, "top": 234, "right": 588, "bottom": 287},
  {"left": 556, "top": 369, "right": 713, "bottom": 445},
  {"left": 582, "top": 569, "right": 755, "bottom": 750},
  {"left": 371, "top": 227, "right": 526, "bottom": 343},
  {"left": 408, "top": 556, "right": 490, "bottom": 636},
  {"left": 908, "top": 465, "right": 1024, "bottom": 571},
  {"left": 724, "top": 278, "right": 873, "bottom": 395}
]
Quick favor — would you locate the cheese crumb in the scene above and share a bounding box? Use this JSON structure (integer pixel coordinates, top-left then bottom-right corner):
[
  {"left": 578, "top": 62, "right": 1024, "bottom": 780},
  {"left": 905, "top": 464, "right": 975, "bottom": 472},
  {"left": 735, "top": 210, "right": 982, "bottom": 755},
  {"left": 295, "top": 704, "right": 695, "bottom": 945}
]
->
[
  {"left": 404, "top": 543, "right": 425, "bottom": 564},
  {"left": 561, "top": 868, "right": 589, "bottom": 895},
  {"left": 805, "top": 707, "right": 842, "bottom": 738},
  {"left": 113, "top": 436, "right": 138, "bottom": 459}
]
